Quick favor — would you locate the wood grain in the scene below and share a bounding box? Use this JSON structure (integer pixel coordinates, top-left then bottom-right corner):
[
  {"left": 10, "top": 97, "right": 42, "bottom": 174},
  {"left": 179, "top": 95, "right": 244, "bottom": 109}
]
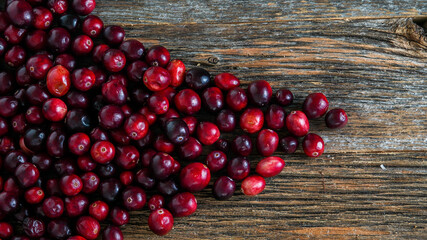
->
[{"left": 95, "top": 1, "right": 426, "bottom": 239}]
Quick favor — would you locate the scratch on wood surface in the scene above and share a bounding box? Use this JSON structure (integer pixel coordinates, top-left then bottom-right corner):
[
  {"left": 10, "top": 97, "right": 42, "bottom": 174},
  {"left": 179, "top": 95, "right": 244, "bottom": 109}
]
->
[{"left": 285, "top": 227, "right": 391, "bottom": 237}]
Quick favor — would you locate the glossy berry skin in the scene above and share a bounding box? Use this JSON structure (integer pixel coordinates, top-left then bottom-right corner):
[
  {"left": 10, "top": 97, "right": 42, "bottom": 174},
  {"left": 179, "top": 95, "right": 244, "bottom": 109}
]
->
[
  {"left": 216, "top": 109, "right": 236, "bottom": 132},
  {"left": 240, "top": 108, "right": 264, "bottom": 134},
  {"left": 286, "top": 111, "right": 310, "bottom": 137},
  {"left": 47, "top": 65, "right": 71, "bottom": 97},
  {"left": 25, "top": 106, "right": 44, "bottom": 125},
  {"left": 7, "top": 0, "right": 33, "bottom": 28},
  {"left": 102, "top": 80, "right": 128, "bottom": 105},
  {"left": 174, "top": 89, "right": 201, "bottom": 115},
  {"left": 47, "top": 28, "right": 71, "bottom": 53},
  {"left": 0, "top": 96, "right": 19, "bottom": 117},
  {"left": 103, "top": 25, "right": 125, "bottom": 46},
  {"left": 92, "top": 44, "right": 109, "bottom": 64},
  {"left": 136, "top": 168, "right": 156, "bottom": 189},
  {"left": 119, "top": 39, "right": 145, "bottom": 61},
  {"left": 216, "top": 138, "right": 230, "bottom": 152},
  {"left": 55, "top": 54, "right": 75, "bottom": 72},
  {"left": 150, "top": 153, "right": 175, "bottom": 180},
  {"left": 98, "top": 105, "right": 124, "bottom": 130},
  {"left": 145, "top": 45, "right": 170, "bottom": 67},
  {"left": 0, "top": 222, "right": 13, "bottom": 238},
  {"left": 167, "top": 59, "right": 186, "bottom": 87},
  {"left": 247, "top": 80, "right": 272, "bottom": 107},
  {"left": 256, "top": 156, "right": 285, "bottom": 178},
  {"left": 303, "top": 93, "right": 329, "bottom": 119},
  {"left": 124, "top": 114, "right": 149, "bottom": 140},
  {"left": 23, "top": 217, "right": 45, "bottom": 238},
  {"left": 158, "top": 180, "right": 180, "bottom": 197},
  {"left": 15, "top": 163, "right": 39, "bottom": 188},
  {"left": 153, "top": 134, "right": 174, "bottom": 153},
  {"left": 180, "top": 162, "right": 211, "bottom": 192},
  {"left": 302, "top": 133, "right": 325, "bottom": 157},
  {"left": 325, "top": 108, "right": 348, "bottom": 129},
  {"left": 276, "top": 89, "right": 294, "bottom": 106},
  {"left": 165, "top": 118, "right": 190, "bottom": 145},
  {"left": 82, "top": 15, "right": 103, "bottom": 37},
  {"left": 226, "top": 87, "right": 248, "bottom": 112},
  {"left": 68, "top": 133, "right": 90, "bottom": 156},
  {"left": 76, "top": 216, "right": 100, "bottom": 240},
  {"left": 58, "top": 14, "right": 79, "bottom": 33},
  {"left": 168, "top": 192, "right": 197, "bottom": 217},
  {"left": 109, "top": 207, "right": 129, "bottom": 226},
  {"left": 227, "top": 157, "right": 250, "bottom": 181},
  {"left": 5, "top": 45, "right": 26, "bottom": 67},
  {"left": 115, "top": 145, "right": 139, "bottom": 170},
  {"left": 265, "top": 105, "right": 286, "bottom": 130},
  {"left": 33, "top": 7, "right": 53, "bottom": 30},
  {"left": 65, "top": 194, "right": 89, "bottom": 217},
  {"left": 143, "top": 66, "right": 171, "bottom": 92},
  {"left": 213, "top": 176, "right": 236, "bottom": 200},
  {"left": 148, "top": 208, "right": 174, "bottom": 236},
  {"left": 103, "top": 49, "right": 126, "bottom": 73},
  {"left": 241, "top": 175, "right": 266, "bottom": 196},
  {"left": 197, "top": 122, "right": 220, "bottom": 145},
  {"left": 72, "top": 35, "right": 94, "bottom": 55},
  {"left": 26, "top": 55, "right": 53, "bottom": 80},
  {"left": 256, "top": 129, "right": 279, "bottom": 157},
  {"left": 60, "top": 174, "right": 83, "bottom": 196},
  {"left": 148, "top": 93, "right": 169, "bottom": 115},
  {"left": 46, "top": 219, "right": 72, "bottom": 239},
  {"left": 182, "top": 116, "right": 197, "bottom": 135},
  {"left": 42, "top": 196, "right": 64, "bottom": 218},
  {"left": 89, "top": 200, "right": 109, "bottom": 221},
  {"left": 202, "top": 87, "right": 224, "bottom": 112},
  {"left": 232, "top": 135, "right": 252, "bottom": 157},
  {"left": 178, "top": 137, "right": 202, "bottom": 160},
  {"left": 42, "top": 98, "right": 67, "bottom": 122},
  {"left": 90, "top": 141, "right": 115, "bottom": 164},
  {"left": 120, "top": 171, "right": 134, "bottom": 185},
  {"left": 148, "top": 195, "right": 164, "bottom": 211},
  {"left": 185, "top": 67, "right": 211, "bottom": 91},
  {"left": 4, "top": 25, "right": 27, "bottom": 45},
  {"left": 122, "top": 186, "right": 146, "bottom": 211},
  {"left": 72, "top": 0, "right": 96, "bottom": 15},
  {"left": 102, "top": 225, "right": 123, "bottom": 240},
  {"left": 280, "top": 136, "right": 299, "bottom": 154},
  {"left": 214, "top": 72, "right": 240, "bottom": 90},
  {"left": 25, "top": 30, "right": 46, "bottom": 51},
  {"left": 206, "top": 150, "right": 227, "bottom": 172}
]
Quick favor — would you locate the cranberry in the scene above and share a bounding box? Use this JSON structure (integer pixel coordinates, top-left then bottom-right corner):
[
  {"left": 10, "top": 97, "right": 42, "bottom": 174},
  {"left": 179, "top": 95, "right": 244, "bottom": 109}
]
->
[
  {"left": 7, "top": 0, "right": 33, "bottom": 28},
  {"left": 42, "top": 98, "right": 68, "bottom": 122},
  {"left": 102, "top": 225, "right": 123, "bottom": 240},
  {"left": 127, "top": 60, "right": 148, "bottom": 82},
  {"left": 42, "top": 196, "right": 64, "bottom": 218},
  {"left": 47, "top": 65, "right": 71, "bottom": 97},
  {"left": 137, "top": 107, "right": 155, "bottom": 126},
  {"left": 166, "top": 59, "right": 185, "bottom": 87},
  {"left": 47, "top": 27, "right": 71, "bottom": 53},
  {"left": 153, "top": 134, "right": 174, "bottom": 153},
  {"left": 47, "top": 219, "right": 72, "bottom": 239},
  {"left": 197, "top": 122, "right": 220, "bottom": 145},
  {"left": 68, "top": 133, "right": 90, "bottom": 155},
  {"left": 119, "top": 39, "right": 145, "bottom": 61},
  {"left": 90, "top": 127, "right": 109, "bottom": 142},
  {"left": 174, "top": 89, "right": 201, "bottom": 115},
  {"left": 180, "top": 162, "right": 211, "bottom": 192},
  {"left": 4, "top": 150, "right": 28, "bottom": 173},
  {"left": 115, "top": 145, "right": 139, "bottom": 170},
  {"left": 72, "top": 0, "right": 96, "bottom": 15},
  {"left": 232, "top": 135, "right": 252, "bottom": 156},
  {"left": 303, "top": 93, "right": 329, "bottom": 119},
  {"left": 216, "top": 138, "right": 230, "bottom": 152},
  {"left": 148, "top": 195, "right": 164, "bottom": 211},
  {"left": 0, "top": 72, "right": 13, "bottom": 95},
  {"left": 202, "top": 87, "right": 224, "bottom": 112},
  {"left": 0, "top": 191, "right": 19, "bottom": 214},
  {"left": 103, "top": 49, "right": 126, "bottom": 72},
  {"left": 0, "top": 117, "right": 8, "bottom": 136},
  {"left": 46, "top": 130, "right": 65, "bottom": 158},
  {"left": 256, "top": 129, "right": 279, "bottom": 157},
  {"left": 150, "top": 152, "right": 175, "bottom": 180},
  {"left": 26, "top": 84, "right": 49, "bottom": 106},
  {"left": 286, "top": 110, "right": 309, "bottom": 137},
  {"left": 276, "top": 89, "right": 293, "bottom": 106},
  {"left": 31, "top": 154, "right": 52, "bottom": 171},
  {"left": 146, "top": 45, "right": 170, "bottom": 67},
  {"left": 241, "top": 175, "right": 266, "bottom": 196},
  {"left": 54, "top": 158, "right": 76, "bottom": 176},
  {"left": 25, "top": 106, "right": 44, "bottom": 125},
  {"left": 77, "top": 155, "right": 96, "bottom": 172},
  {"left": 23, "top": 127, "right": 46, "bottom": 152},
  {"left": 65, "top": 194, "right": 89, "bottom": 217},
  {"left": 124, "top": 114, "right": 148, "bottom": 140},
  {"left": 55, "top": 54, "right": 75, "bottom": 71},
  {"left": 102, "top": 79, "right": 128, "bottom": 105},
  {"left": 216, "top": 109, "right": 236, "bottom": 132},
  {"left": 72, "top": 35, "right": 94, "bottom": 55},
  {"left": 81, "top": 172, "right": 100, "bottom": 194},
  {"left": 227, "top": 157, "right": 250, "bottom": 181},
  {"left": 5, "top": 45, "right": 26, "bottom": 67},
  {"left": 25, "top": 30, "right": 47, "bottom": 51},
  {"left": 0, "top": 222, "right": 13, "bottom": 238},
  {"left": 92, "top": 44, "right": 110, "bottom": 63},
  {"left": 265, "top": 104, "right": 286, "bottom": 130},
  {"left": 33, "top": 6, "right": 52, "bottom": 30},
  {"left": 65, "top": 109, "right": 92, "bottom": 132},
  {"left": 48, "top": 0, "right": 68, "bottom": 15},
  {"left": 15, "top": 163, "right": 39, "bottom": 188},
  {"left": 148, "top": 208, "right": 173, "bottom": 236},
  {"left": 177, "top": 137, "right": 202, "bottom": 160},
  {"left": 45, "top": 179, "right": 61, "bottom": 196},
  {"left": 0, "top": 38, "right": 6, "bottom": 56},
  {"left": 119, "top": 171, "right": 133, "bottom": 185},
  {"left": 168, "top": 192, "right": 197, "bottom": 217},
  {"left": 214, "top": 73, "right": 240, "bottom": 90},
  {"left": 71, "top": 68, "right": 96, "bottom": 91},
  {"left": 136, "top": 168, "right": 156, "bottom": 189},
  {"left": 256, "top": 156, "right": 285, "bottom": 178},
  {"left": 143, "top": 66, "right": 171, "bottom": 92},
  {"left": 76, "top": 216, "right": 100, "bottom": 240},
  {"left": 325, "top": 108, "right": 348, "bottom": 129},
  {"left": 27, "top": 55, "right": 53, "bottom": 81},
  {"left": 60, "top": 174, "right": 83, "bottom": 196},
  {"left": 0, "top": 136, "right": 16, "bottom": 155},
  {"left": 240, "top": 108, "right": 264, "bottom": 134},
  {"left": 140, "top": 149, "right": 156, "bottom": 168},
  {"left": 98, "top": 105, "right": 124, "bottom": 130},
  {"left": 0, "top": 12, "right": 10, "bottom": 32},
  {"left": 23, "top": 217, "right": 45, "bottom": 238},
  {"left": 121, "top": 186, "right": 146, "bottom": 211},
  {"left": 82, "top": 15, "right": 103, "bottom": 37},
  {"left": 103, "top": 25, "right": 125, "bottom": 46},
  {"left": 90, "top": 141, "right": 115, "bottom": 164},
  {"left": 58, "top": 14, "right": 79, "bottom": 33},
  {"left": 209, "top": 150, "right": 231, "bottom": 171},
  {"left": 4, "top": 25, "right": 27, "bottom": 45},
  {"left": 302, "top": 133, "right": 324, "bottom": 157},
  {"left": 89, "top": 200, "right": 109, "bottom": 221},
  {"left": 148, "top": 93, "right": 169, "bottom": 115},
  {"left": 12, "top": 114, "right": 27, "bottom": 134},
  {"left": 279, "top": 136, "right": 298, "bottom": 154},
  {"left": 226, "top": 87, "right": 248, "bottom": 112},
  {"left": 109, "top": 206, "right": 129, "bottom": 226},
  {"left": 165, "top": 118, "right": 190, "bottom": 145},
  {"left": 182, "top": 116, "right": 197, "bottom": 135},
  {"left": 213, "top": 176, "right": 235, "bottom": 200}
]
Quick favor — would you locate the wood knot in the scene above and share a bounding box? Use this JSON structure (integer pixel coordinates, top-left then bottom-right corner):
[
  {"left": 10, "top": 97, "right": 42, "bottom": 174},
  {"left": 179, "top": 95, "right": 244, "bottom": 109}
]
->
[
  {"left": 390, "top": 18, "right": 427, "bottom": 52},
  {"left": 207, "top": 56, "right": 219, "bottom": 65}
]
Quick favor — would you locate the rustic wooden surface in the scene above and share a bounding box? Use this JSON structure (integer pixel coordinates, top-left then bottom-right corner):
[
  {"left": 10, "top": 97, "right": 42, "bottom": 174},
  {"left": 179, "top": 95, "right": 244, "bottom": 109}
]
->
[{"left": 94, "top": 1, "right": 427, "bottom": 239}]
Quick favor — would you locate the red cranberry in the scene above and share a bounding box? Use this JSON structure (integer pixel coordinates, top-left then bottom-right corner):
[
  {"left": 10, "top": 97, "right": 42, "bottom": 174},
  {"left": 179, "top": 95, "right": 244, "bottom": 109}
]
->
[
  {"left": 303, "top": 93, "right": 329, "bottom": 119},
  {"left": 148, "top": 93, "right": 169, "bottom": 115},
  {"left": 202, "top": 87, "right": 224, "bottom": 112},
  {"left": 150, "top": 153, "right": 175, "bottom": 180},
  {"left": 55, "top": 54, "right": 75, "bottom": 71},
  {"left": 47, "top": 219, "right": 72, "bottom": 239},
  {"left": 25, "top": 106, "right": 45, "bottom": 125},
  {"left": 139, "top": 107, "right": 156, "bottom": 125},
  {"left": 286, "top": 110, "right": 309, "bottom": 137},
  {"left": 7, "top": 0, "right": 33, "bottom": 28},
  {"left": 23, "top": 217, "right": 45, "bottom": 238},
  {"left": 180, "top": 162, "right": 211, "bottom": 192},
  {"left": 256, "top": 129, "right": 279, "bottom": 157},
  {"left": 214, "top": 72, "right": 240, "bottom": 90},
  {"left": 42, "top": 196, "right": 64, "bottom": 218},
  {"left": 0, "top": 136, "right": 16, "bottom": 155},
  {"left": 124, "top": 114, "right": 148, "bottom": 140},
  {"left": 256, "top": 156, "right": 285, "bottom": 178},
  {"left": 232, "top": 135, "right": 252, "bottom": 156},
  {"left": 103, "top": 49, "right": 126, "bottom": 72},
  {"left": 47, "top": 65, "right": 71, "bottom": 97},
  {"left": 119, "top": 39, "right": 145, "bottom": 61},
  {"left": 25, "top": 30, "right": 47, "bottom": 51},
  {"left": 109, "top": 206, "right": 129, "bottom": 226},
  {"left": 213, "top": 176, "right": 235, "bottom": 200},
  {"left": 81, "top": 172, "right": 100, "bottom": 194},
  {"left": 102, "top": 79, "right": 128, "bottom": 105},
  {"left": 182, "top": 116, "right": 197, "bottom": 135},
  {"left": 98, "top": 105, "right": 124, "bottom": 130},
  {"left": 302, "top": 133, "right": 324, "bottom": 157},
  {"left": 102, "top": 225, "right": 123, "bottom": 240},
  {"left": 148, "top": 195, "right": 164, "bottom": 211},
  {"left": 65, "top": 194, "right": 89, "bottom": 217},
  {"left": 72, "top": 0, "right": 96, "bottom": 15},
  {"left": 48, "top": 0, "right": 68, "bottom": 15},
  {"left": 25, "top": 187, "right": 44, "bottom": 204},
  {"left": 197, "top": 122, "right": 220, "bottom": 145},
  {"left": 153, "top": 134, "right": 174, "bottom": 153},
  {"left": 158, "top": 108, "right": 180, "bottom": 127},
  {"left": 103, "top": 25, "right": 125, "bottom": 46},
  {"left": 206, "top": 150, "right": 227, "bottom": 172},
  {"left": 240, "top": 108, "right": 264, "bottom": 134},
  {"left": 77, "top": 155, "right": 96, "bottom": 172},
  {"left": 146, "top": 45, "right": 170, "bottom": 67},
  {"left": 47, "top": 27, "right": 71, "bottom": 53},
  {"left": 32, "top": 6, "right": 52, "bottom": 29},
  {"left": 136, "top": 168, "right": 156, "bottom": 189},
  {"left": 90, "top": 127, "right": 109, "bottom": 142},
  {"left": 168, "top": 192, "right": 197, "bottom": 217},
  {"left": 71, "top": 68, "right": 95, "bottom": 91},
  {"left": 120, "top": 171, "right": 134, "bottom": 185},
  {"left": 90, "top": 141, "right": 115, "bottom": 164},
  {"left": 4, "top": 25, "right": 27, "bottom": 44},
  {"left": 280, "top": 136, "right": 298, "bottom": 154},
  {"left": 241, "top": 175, "right": 266, "bottom": 196},
  {"left": 325, "top": 108, "right": 348, "bottom": 129},
  {"left": 276, "top": 89, "right": 294, "bottom": 106},
  {"left": 76, "top": 216, "right": 100, "bottom": 240},
  {"left": 140, "top": 149, "right": 156, "bottom": 168},
  {"left": 92, "top": 44, "right": 110, "bottom": 63},
  {"left": 58, "top": 14, "right": 80, "bottom": 33},
  {"left": 122, "top": 186, "right": 146, "bottom": 210},
  {"left": 26, "top": 54, "right": 52, "bottom": 80},
  {"left": 174, "top": 89, "right": 201, "bottom": 115},
  {"left": 227, "top": 157, "right": 250, "bottom": 181},
  {"left": 165, "top": 118, "right": 190, "bottom": 145},
  {"left": 115, "top": 145, "right": 139, "bottom": 170},
  {"left": 148, "top": 208, "right": 173, "bottom": 236},
  {"left": 247, "top": 80, "right": 272, "bottom": 107},
  {"left": 42, "top": 98, "right": 67, "bottom": 122},
  {"left": 167, "top": 59, "right": 186, "bottom": 87},
  {"left": 226, "top": 87, "right": 248, "bottom": 112},
  {"left": 127, "top": 60, "right": 148, "bottom": 82},
  {"left": 265, "top": 104, "right": 286, "bottom": 130},
  {"left": 72, "top": 35, "right": 94, "bottom": 55},
  {"left": 216, "top": 109, "right": 236, "bottom": 132},
  {"left": 15, "top": 163, "right": 39, "bottom": 188},
  {"left": 143, "top": 66, "right": 171, "bottom": 92},
  {"left": 5, "top": 45, "right": 26, "bottom": 67},
  {"left": 0, "top": 222, "right": 13, "bottom": 238},
  {"left": 60, "top": 174, "right": 83, "bottom": 196},
  {"left": 177, "top": 137, "right": 202, "bottom": 160},
  {"left": 68, "top": 133, "right": 90, "bottom": 156},
  {"left": 82, "top": 15, "right": 103, "bottom": 37},
  {"left": 89, "top": 200, "right": 109, "bottom": 221}
]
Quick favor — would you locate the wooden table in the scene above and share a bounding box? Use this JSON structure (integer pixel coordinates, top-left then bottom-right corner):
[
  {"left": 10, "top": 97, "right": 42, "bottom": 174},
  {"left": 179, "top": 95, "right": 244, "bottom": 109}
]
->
[{"left": 95, "top": 1, "right": 427, "bottom": 239}]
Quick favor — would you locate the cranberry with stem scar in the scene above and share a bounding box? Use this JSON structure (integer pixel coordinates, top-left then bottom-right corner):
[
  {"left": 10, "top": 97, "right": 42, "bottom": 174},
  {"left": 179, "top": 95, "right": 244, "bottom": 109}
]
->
[
  {"left": 180, "top": 162, "right": 211, "bottom": 192},
  {"left": 148, "top": 208, "right": 173, "bottom": 236},
  {"left": 303, "top": 93, "right": 329, "bottom": 119},
  {"left": 247, "top": 80, "right": 272, "bottom": 107},
  {"left": 90, "top": 141, "right": 115, "bottom": 164},
  {"left": 302, "top": 133, "right": 325, "bottom": 158},
  {"left": 286, "top": 110, "right": 309, "bottom": 137}
]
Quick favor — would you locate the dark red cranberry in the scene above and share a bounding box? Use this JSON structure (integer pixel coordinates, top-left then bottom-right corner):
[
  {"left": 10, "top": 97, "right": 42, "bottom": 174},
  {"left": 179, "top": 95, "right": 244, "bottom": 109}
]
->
[
  {"left": 47, "top": 219, "right": 72, "bottom": 239},
  {"left": 303, "top": 93, "right": 329, "bottom": 119},
  {"left": 42, "top": 196, "right": 64, "bottom": 218},
  {"left": 45, "top": 179, "right": 61, "bottom": 196},
  {"left": 47, "top": 28, "right": 71, "bottom": 53},
  {"left": 25, "top": 106, "right": 44, "bottom": 125},
  {"left": 71, "top": 68, "right": 95, "bottom": 91},
  {"left": 90, "top": 127, "right": 109, "bottom": 142},
  {"left": 4, "top": 25, "right": 27, "bottom": 44},
  {"left": 148, "top": 208, "right": 173, "bottom": 236},
  {"left": 226, "top": 87, "right": 248, "bottom": 112},
  {"left": 7, "top": 0, "right": 33, "bottom": 28},
  {"left": 100, "top": 178, "right": 122, "bottom": 202},
  {"left": 202, "top": 87, "right": 224, "bottom": 112},
  {"left": 66, "top": 109, "right": 92, "bottom": 132},
  {"left": 265, "top": 104, "right": 286, "bottom": 130},
  {"left": 180, "top": 162, "right": 211, "bottom": 192},
  {"left": 77, "top": 155, "right": 96, "bottom": 172},
  {"left": 119, "top": 171, "right": 134, "bottom": 185},
  {"left": 150, "top": 153, "right": 175, "bottom": 180},
  {"left": 65, "top": 91, "right": 89, "bottom": 109},
  {"left": 122, "top": 186, "right": 146, "bottom": 211},
  {"left": 157, "top": 86, "right": 176, "bottom": 102},
  {"left": 213, "top": 176, "right": 235, "bottom": 200},
  {"left": 0, "top": 117, "right": 8, "bottom": 136},
  {"left": 256, "top": 156, "right": 285, "bottom": 178},
  {"left": 48, "top": 0, "right": 68, "bottom": 15},
  {"left": 82, "top": 15, "right": 103, "bottom": 37},
  {"left": 286, "top": 110, "right": 309, "bottom": 137},
  {"left": 0, "top": 72, "right": 13, "bottom": 95},
  {"left": 276, "top": 89, "right": 293, "bottom": 106},
  {"left": 119, "top": 39, "right": 145, "bottom": 61},
  {"left": 174, "top": 89, "right": 201, "bottom": 115},
  {"left": 140, "top": 149, "right": 156, "bottom": 168},
  {"left": 3, "top": 177, "right": 20, "bottom": 195},
  {"left": 109, "top": 206, "right": 129, "bottom": 226},
  {"left": 232, "top": 135, "right": 252, "bottom": 157},
  {"left": 0, "top": 191, "right": 19, "bottom": 214},
  {"left": 11, "top": 113, "right": 27, "bottom": 134},
  {"left": 241, "top": 175, "right": 265, "bottom": 196},
  {"left": 4, "top": 150, "right": 28, "bottom": 173},
  {"left": 23, "top": 217, "right": 45, "bottom": 238},
  {"left": 0, "top": 136, "right": 16, "bottom": 155},
  {"left": 15, "top": 162, "right": 39, "bottom": 188},
  {"left": 46, "top": 65, "right": 71, "bottom": 97},
  {"left": 0, "top": 12, "right": 10, "bottom": 32},
  {"left": 81, "top": 172, "right": 100, "bottom": 194},
  {"left": 76, "top": 216, "right": 100, "bottom": 240},
  {"left": 5, "top": 45, "right": 26, "bottom": 67},
  {"left": 23, "top": 127, "right": 46, "bottom": 152},
  {"left": 206, "top": 150, "right": 227, "bottom": 172},
  {"left": 145, "top": 45, "right": 170, "bottom": 67},
  {"left": 89, "top": 200, "right": 109, "bottom": 221},
  {"left": 30, "top": 154, "right": 51, "bottom": 172},
  {"left": 185, "top": 67, "right": 210, "bottom": 90},
  {"left": 148, "top": 195, "right": 164, "bottom": 211},
  {"left": 143, "top": 66, "right": 171, "bottom": 92},
  {"left": 124, "top": 114, "right": 148, "bottom": 140},
  {"left": 54, "top": 158, "right": 77, "bottom": 176},
  {"left": 0, "top": 38, "right": 6, "bottom": 56},
  {"left": 214, "top": 72, "right": 240, "bottom": 90},
  {"left": 165, "top": 118, "right": 190, "bottom": 145},
  {"left": 227, "top": 157, "right": 250, "bottom": 181},
  {"left": 182, "top": 116, "right": 197, "bottom": 135},
  {"left": 90, "top": 141, "right": 115, "bottom": 164},
  {"left": 97, "top": 163, "right": 118, "bottom": 178},
  {"left": 216, "top": 109, "right": 236, "bottom": 132},
  {"left": 178, "top": 137, "right": 202, "bottom": 160},
  {"left": 216, "top": 138, "right": 230, "bottom": 152},
  {"left": 46, "top": 130, "right": 66, "bottom": 158},
  {"left": 60, "top": 174, "right": 83, "bottom": 196},
  {"left": 109, "top": 129, "right": 131, "bottom": 146},
  {"left": 130, "top": 88, "right": 150, "bottom": 106},
  {"left": 72, "top": 35, "right": 94, "bottom": 55},
  {"left": 280, "top": 136, "right": 298, "bottom": 154},
  {"left": 115, "top": 145, "right": 139, "bottom": 170},
  {"left": 247, "top": 80, "right": 272, "bottom": 107},
  {"left": 148, "top": 93, "right": 169, "bottom": 115},
  {"left": 102, "top": 79, "right": 128, "bottom": 105},
  {"left": 92, "top": 44, "right": 110, "bottom": 63},
  {"left": 168, "top": 192, "right": 197, "bottom": 217},
  {"left": 302, "top": 133, "right": 324, "bottom": 157},
  {"left": 158, "top": 108, "right": 180, "bottom": 127},
  {"left": 65, "top": 194, "right": 89, "bottom": 217},
  {"left": 103, "top": 25, "right": 125, "bottom": 45},
  {"left": 136, "top": 168, "right": 156, "bottom": 189},
  {"left": 127, "top": 60, "right": 148, "bottom": 82},
  {"left": 58, "top": 14, "right": 79, "bottom": 33},
  {"left": 256, "top": 129, "right": 279, "bottom": 157},
  {"left": 0, "top": 222, "right": 13, "bottom": 238},
  {"left": 139, "top": 107, "right": 156, "bottom": 126},
  {"left": 98, "top": 105, "right": 124, "bottom": 130},
  {"left": 102, "top": 225, "right": 123, "bottom": 240},
  {"left": 72, "top": 0, "right": 96, "bottom": 15},
  {"left": 325, "top": 108, "right": 348, "bottom": 129},
  {"left": 25, "top": 85, "right": 49, "bottom": 105},
  {"left": 26, "top": 54, "right": 52, "bottom": 80},
  {"left": 25, "top": 30, "right": 47, "bottom": 51},
  {"left": 33, "top": 6, "right": 52, "bottom": 29},
  {"left": 166, "top": 59, "right": 185, "bottom": 87}
]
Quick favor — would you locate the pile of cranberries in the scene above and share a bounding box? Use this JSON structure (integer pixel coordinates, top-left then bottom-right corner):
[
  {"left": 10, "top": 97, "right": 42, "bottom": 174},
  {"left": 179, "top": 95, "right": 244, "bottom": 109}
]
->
[{"left": 0, "top": 0, "right": 349, "bottom": 239}]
